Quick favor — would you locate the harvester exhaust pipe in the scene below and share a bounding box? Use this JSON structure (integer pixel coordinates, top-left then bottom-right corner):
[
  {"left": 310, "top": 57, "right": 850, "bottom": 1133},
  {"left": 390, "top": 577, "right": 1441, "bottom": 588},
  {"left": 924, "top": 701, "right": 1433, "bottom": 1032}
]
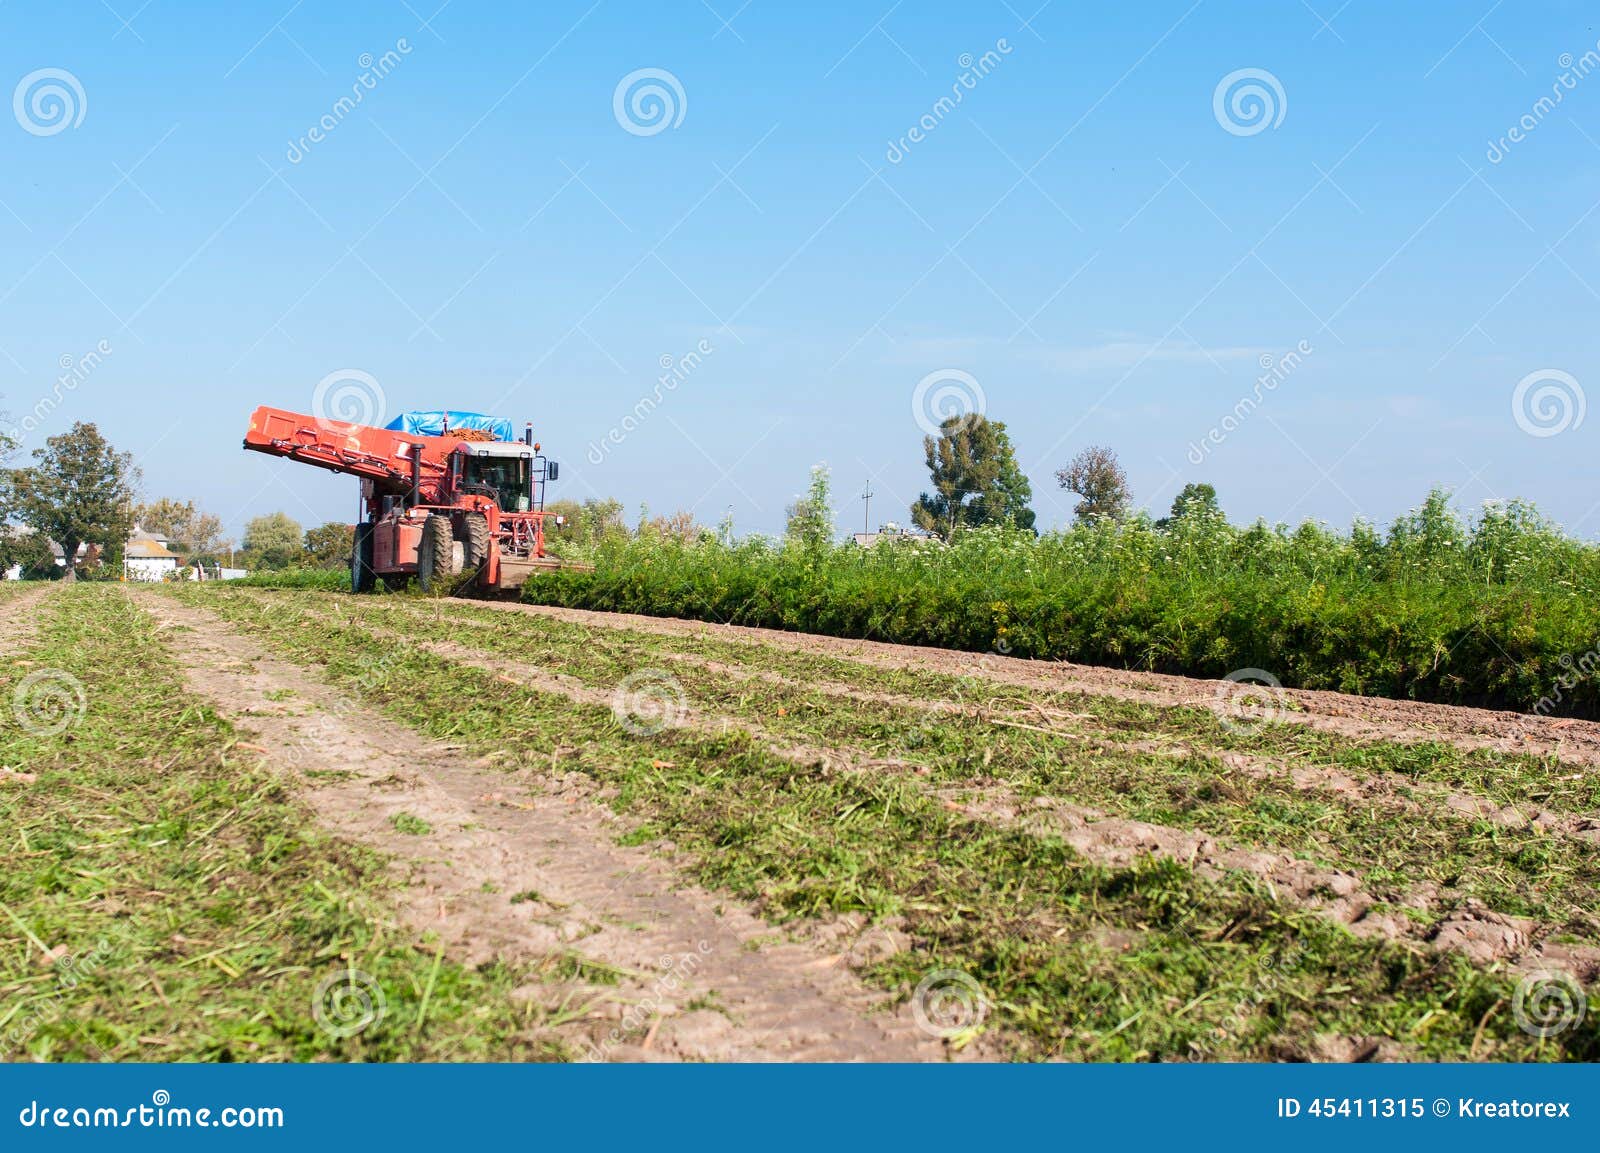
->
[{"left": 523, "top": 422, "right": 534, "bottom": 446}]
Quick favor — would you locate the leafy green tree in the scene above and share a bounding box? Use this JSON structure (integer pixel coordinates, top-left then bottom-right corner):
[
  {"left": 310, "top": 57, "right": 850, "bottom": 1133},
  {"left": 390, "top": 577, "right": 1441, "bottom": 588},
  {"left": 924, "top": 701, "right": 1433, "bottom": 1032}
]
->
[
  {"left": 303, "top": 521, "right": 353, "bottom": 569},
  {"left": 1156, "top": 482, "right": 1222, "bottom": 530},
  {"left": 546, "top": 497, "right": 627, "bottom": 548},
  {"left": 11, "top": 422, "right": 138, "bottom": 582},
  {"left": 1055, "top": 445, "right": 1130, "bottom": 524},
  {"left": 241, "top": 512, "right": 304, "bottom": 570},
  {"left": 912, "top": 415, "right": 1035, "bottom": 539},
  {"left": 134, "top": 497, "right": 228, "bottom": 557},
  {"left": 785, "top": 464, "right": 835, "bottom": 551}
]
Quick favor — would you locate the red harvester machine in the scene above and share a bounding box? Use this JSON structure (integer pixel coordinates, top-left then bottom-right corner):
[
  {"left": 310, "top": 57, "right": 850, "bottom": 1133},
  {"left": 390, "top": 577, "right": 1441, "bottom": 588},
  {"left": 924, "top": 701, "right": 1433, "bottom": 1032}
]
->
[{"left": 243, "top": 405, "right": 572, "bottom": 593}]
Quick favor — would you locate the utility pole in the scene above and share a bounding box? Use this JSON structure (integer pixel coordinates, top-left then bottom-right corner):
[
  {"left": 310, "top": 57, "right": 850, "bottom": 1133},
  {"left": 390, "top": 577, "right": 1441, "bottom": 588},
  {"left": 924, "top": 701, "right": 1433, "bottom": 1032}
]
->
[{"left": 861, "top": 482, "right": 874, "bottom": 536}]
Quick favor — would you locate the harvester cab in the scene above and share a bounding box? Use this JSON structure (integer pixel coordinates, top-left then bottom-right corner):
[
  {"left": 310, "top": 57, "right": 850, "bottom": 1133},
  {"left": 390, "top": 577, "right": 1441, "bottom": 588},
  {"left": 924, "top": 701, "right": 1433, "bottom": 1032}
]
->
[{"left": 242, "top": 405, "right": 575, "bottom": 594}]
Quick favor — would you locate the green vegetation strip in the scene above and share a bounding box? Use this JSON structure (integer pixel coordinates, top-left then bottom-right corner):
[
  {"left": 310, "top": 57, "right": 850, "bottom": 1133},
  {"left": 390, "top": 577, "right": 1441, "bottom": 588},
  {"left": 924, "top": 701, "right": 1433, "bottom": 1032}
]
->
[
  {"left": 168, "top": 584, "right": 1600, "bottom": 1061},
  {"left": 221, "top": 588, "right": 1600, "bottom": 935},
  {"left": 0, "top": 584, "right": 579, "bottom": 1061}
]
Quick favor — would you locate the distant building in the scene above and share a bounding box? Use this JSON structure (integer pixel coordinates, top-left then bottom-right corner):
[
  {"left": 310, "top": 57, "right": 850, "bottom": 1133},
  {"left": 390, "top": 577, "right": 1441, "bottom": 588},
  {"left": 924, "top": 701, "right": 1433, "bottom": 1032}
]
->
[
  {"left": 124, "top": 535, "right": 180, "bottom": 581},
  {"left": 852, "top": 521, "right": 937, "bottom": 547}
]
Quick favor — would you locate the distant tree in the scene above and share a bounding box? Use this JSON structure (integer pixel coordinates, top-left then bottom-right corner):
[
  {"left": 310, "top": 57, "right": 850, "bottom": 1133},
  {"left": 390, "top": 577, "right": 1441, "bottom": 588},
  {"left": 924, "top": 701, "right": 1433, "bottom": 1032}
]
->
[
  {"left": 546, "top": 497, "right": 627, "bottom": 548},
  {"left": 912, "top": 414, "right": 1035, "bottom": 539},
  {"left": 1055, "top": 445, "right": 1130, "bottom": 524},
  {"left": 644, "top": 509, "right": 701, "bottom": 543},
  {"left": 134, "top": 497, "right": 228, "bottom": 557},
  {"left": 303, "top": 521, "right": 354, "bottom": 569},
  {"left": 1156, "top": 482, "right": 1222, "bottom": 530},
  {"left": 11, "top": 422, "right": 138, "bottom": 582},
  {"left": 785, "top": 464, "right": 835, "bottom": 551},
  {"left": 242, "top": 512, "right": 304, "bottom": 570}
]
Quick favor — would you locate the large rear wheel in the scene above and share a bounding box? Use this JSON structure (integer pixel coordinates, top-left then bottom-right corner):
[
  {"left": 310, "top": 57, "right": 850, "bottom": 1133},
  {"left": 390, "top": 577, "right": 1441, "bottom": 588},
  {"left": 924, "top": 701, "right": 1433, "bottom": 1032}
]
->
[
  {"left": 351, "top": 522, "right": 376, "bottom": 594},
  {"left": 417, "top": 514, "right": 457, "bottom": 593},
  {"left": 459, "top": 512, "right": 491, "bottom": 585}
]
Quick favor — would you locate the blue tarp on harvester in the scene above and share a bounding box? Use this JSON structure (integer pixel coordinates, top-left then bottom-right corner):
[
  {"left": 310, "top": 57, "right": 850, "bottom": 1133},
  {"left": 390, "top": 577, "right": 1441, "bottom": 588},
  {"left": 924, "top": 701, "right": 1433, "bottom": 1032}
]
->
[{"left": 385, "top": 411, "right": 515, "bottom": 441}]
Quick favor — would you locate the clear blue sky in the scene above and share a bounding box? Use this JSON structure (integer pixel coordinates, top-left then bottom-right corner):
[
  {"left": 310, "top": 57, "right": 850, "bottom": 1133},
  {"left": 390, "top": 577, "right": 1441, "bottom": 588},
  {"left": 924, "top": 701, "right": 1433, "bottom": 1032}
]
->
[{"left": 3, "top": 0, "right": 1599, "bottom": 540}]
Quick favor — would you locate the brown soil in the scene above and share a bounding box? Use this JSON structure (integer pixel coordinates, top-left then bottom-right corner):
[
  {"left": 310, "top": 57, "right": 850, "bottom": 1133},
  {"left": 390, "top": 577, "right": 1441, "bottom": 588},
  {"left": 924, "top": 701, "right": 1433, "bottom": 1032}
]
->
[
  {"left": 132, "top": 590, "right": 951, "bottom": 1063},
  {"left": 486, "top": 601, "right": 1600, "bottom": 767}
]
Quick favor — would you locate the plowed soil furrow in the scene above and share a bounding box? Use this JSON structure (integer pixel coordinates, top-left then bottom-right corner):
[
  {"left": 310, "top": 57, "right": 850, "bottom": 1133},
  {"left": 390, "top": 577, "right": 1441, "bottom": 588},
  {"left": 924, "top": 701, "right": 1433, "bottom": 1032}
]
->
[
  {"left": 0, "top": 584, "right": 55, "bottom": 655},
  {"left": 377, "top": 626, "right": 1600, "bottom": 972},
  {"left": 487, "top": 600, "right": 1600, "bottom": 767},
  {"left": 134, "top": 591, "right": 949, "bottom": 1063}
]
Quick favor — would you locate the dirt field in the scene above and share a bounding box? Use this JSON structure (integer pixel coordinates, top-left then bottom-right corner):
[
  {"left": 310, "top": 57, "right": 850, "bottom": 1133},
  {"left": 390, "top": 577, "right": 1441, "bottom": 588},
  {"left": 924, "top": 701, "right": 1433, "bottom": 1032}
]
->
[{"left": 4, "top": 581, "right": 1598, "bottom": 1061}]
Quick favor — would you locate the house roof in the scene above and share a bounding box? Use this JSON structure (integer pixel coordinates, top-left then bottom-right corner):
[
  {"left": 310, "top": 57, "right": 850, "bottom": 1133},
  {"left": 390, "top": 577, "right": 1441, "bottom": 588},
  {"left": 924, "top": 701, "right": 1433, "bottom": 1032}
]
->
[{"left": 125, "top": 539, "right": 178, "bottom": 559}]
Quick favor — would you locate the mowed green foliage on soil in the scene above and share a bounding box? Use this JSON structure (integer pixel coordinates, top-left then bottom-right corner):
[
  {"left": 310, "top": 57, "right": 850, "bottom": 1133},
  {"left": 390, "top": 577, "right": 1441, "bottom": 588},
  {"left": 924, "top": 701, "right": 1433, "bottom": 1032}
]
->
[
  {"left": 0, "top": 584, "right": 581, "bottom": 1061},
  {"left": 523, "top": 491, "right": 1600, "bottom": 717},
  {"left": 168, "top": 584, "right": 1600, "bottom": 1061}
]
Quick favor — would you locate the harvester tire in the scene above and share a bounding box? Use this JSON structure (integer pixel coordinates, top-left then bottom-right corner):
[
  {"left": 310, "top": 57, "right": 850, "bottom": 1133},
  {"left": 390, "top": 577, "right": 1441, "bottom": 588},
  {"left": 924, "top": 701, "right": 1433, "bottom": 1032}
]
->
[
  {"left": 418, "top": 514, "right": 456, "bottom": 593},
  {"left": 460, "top": 512, "right": 491, "bottom": 582},
  {"left": 351, "top": 522, "right": 376, "bottom": 594}
]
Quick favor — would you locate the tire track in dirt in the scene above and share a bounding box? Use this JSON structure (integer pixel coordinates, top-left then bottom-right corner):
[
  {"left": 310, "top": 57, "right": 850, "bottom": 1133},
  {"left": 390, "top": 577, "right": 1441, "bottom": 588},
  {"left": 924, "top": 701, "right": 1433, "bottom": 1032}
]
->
[
  {"left": 132, "top": 589, "right": 949, "bottom": 1063},
  {"left": 0, "top": 583, "right": 56, "bottom": 656},
  {"left": 485, "top": 600, "right": 1600, "bottom": 768},
  {"left": 374, "top": 624, "right": 1600, "bottom": 974}
]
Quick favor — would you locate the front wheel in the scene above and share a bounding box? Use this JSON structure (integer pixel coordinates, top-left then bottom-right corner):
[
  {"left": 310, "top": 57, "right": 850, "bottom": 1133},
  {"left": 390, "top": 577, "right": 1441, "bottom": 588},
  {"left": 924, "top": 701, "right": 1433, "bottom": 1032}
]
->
[
  {"left": 351, "top": 522, "right": 376, "bottom": 594},
  {"left": 418, "top": 514, "right": 457, "bottom": 593}
]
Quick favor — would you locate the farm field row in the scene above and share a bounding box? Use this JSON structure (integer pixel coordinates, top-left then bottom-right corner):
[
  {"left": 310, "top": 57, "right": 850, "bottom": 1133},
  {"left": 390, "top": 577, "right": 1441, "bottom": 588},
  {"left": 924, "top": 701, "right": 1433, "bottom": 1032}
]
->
[{"left": 4, "top": 581, "right": 1597, "bottom": 1061}]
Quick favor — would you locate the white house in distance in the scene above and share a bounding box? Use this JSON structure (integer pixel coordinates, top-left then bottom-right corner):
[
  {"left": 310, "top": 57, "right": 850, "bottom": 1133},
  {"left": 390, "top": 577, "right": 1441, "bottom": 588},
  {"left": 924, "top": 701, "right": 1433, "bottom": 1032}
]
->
[{"left": 123, "top": 531, "right": 180, "bottom": 581}]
